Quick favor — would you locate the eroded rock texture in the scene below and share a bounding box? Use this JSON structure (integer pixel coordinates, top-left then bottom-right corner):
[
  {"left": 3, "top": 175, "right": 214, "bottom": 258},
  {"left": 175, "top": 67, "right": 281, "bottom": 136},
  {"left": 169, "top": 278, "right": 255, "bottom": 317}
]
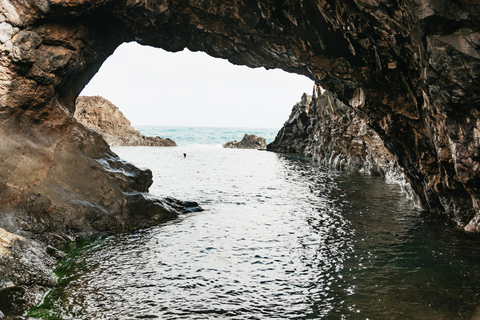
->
[
  {"left": 0, "top": 0, "right": 479, "bottom": 312},
  {"left": 0, "top": 227, "right": 56, "bottom": 316},
  {"left": 75, "top": 96, "right": 177, "bottom": 146},
  {"left": 269, "top": 87, "right": 398, "bottom": 175},
  {"left": 269, "top": 85, "right": 416, "bottom": 199}
]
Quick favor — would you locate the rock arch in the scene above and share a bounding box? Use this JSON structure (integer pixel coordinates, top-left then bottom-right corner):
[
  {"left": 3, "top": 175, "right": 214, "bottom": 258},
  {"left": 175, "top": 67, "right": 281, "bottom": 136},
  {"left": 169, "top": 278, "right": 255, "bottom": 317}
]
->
[{"left": 0, "top": 0, "right": 479, "bottom": 243}]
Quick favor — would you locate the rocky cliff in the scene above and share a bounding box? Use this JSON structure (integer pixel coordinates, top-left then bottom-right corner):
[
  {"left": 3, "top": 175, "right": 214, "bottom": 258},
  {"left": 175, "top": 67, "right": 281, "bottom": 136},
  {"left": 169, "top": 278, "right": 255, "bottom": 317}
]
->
[
  {"left": 223, "top": 134, "right": 267, "bottom": 150},
  {"left": 0, "top": 0, "right": 479, "bottom": 314},
  {"left": 75, "top": 96, "right": 176, "bottom": 147},
  {"left": 269, "top": 86, "right": 415, "bottom": 198}
]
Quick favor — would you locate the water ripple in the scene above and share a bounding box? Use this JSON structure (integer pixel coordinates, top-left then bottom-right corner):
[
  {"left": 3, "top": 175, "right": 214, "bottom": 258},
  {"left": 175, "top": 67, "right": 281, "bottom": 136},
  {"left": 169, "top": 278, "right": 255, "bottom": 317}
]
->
[{"left": 29, "top": 146, "right": 480, "bottom": 320}]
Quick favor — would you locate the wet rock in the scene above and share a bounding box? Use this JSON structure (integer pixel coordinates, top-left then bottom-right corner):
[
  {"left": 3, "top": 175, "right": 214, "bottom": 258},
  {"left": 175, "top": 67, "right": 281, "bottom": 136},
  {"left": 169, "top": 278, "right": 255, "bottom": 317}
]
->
[
  {"left": 0, "top": 228, "right": 55, "bottom": 316},
  {"left": 75, "top": 96, "right": 176, "bottom": 147},
  {"left": 163, "top": 197, "right": 204, "bottom": 214},
  {"left": 268, "top": 86, "right": 416, "bottom": 200},
  {"left": 223, "top": 134, "right": 267, "bottom": 150},
  {"left": 45, "top": 245, "right": 65, "bottom": 260}
]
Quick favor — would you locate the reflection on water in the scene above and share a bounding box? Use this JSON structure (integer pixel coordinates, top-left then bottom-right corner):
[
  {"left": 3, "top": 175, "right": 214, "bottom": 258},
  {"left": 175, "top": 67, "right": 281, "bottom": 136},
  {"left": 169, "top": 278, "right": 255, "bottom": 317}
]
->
[{"left": 29, "top": 147, "right": 480, "bottom": 319}]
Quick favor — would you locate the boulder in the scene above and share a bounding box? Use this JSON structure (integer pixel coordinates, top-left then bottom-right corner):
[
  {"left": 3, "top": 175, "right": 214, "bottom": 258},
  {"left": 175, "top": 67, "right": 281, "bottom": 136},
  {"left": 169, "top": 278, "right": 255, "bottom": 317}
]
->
[{"left": 223, "top": 134, "right": 267, "bottom": 150}]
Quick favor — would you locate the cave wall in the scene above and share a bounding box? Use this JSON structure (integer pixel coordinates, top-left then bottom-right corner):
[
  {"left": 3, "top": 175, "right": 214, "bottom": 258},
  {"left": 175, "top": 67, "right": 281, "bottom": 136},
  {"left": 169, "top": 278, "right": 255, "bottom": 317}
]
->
[{"left": 0, "top": 1, "right": 479, "bottom": 233}]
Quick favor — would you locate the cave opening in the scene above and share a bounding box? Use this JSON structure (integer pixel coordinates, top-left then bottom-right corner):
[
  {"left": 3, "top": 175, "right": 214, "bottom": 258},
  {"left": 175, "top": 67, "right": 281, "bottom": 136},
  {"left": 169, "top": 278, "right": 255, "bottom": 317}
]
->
[
  {"left": 2, "top": 0, "right": 480, "bottom": 318},
  {"left": 79, "top": 42, "right": 314, "bottom": 131}
]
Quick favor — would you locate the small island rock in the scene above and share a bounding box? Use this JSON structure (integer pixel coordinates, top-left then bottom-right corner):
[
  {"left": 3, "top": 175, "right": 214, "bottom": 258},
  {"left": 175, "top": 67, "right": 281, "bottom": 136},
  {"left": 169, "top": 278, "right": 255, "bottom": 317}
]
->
[
  {"left": 223, "top": 134, "right": 267, "bottom": 150},
  {"left": 75, "top": 96, "right": 176, "bottom": 147}
]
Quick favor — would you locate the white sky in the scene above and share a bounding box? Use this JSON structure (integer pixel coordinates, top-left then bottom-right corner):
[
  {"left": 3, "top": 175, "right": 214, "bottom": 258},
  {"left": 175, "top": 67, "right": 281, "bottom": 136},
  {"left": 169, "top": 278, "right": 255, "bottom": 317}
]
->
[{"left": 81, "top": 42, "right": 314, "bottom": 129}]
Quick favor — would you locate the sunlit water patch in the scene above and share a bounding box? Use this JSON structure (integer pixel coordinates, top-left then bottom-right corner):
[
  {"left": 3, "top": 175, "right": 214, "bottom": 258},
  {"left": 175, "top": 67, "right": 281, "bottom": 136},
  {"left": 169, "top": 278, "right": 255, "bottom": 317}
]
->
[{"left": 29, "top": 146, "right": 480, "bottom": 319}]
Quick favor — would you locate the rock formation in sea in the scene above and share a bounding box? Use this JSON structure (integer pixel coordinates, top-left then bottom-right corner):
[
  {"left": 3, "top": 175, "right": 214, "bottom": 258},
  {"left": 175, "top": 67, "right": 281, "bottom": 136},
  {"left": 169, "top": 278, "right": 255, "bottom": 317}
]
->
[
  {"left": 223, "top": 134, "right": 267, "bottom": 150},
  {"left": 75, "top": 96, "right": 176, "bottom": 147},
  {"left": 0, "top": 0, "right": 479, "bottom": 314},
  {"left": 268, "top": 86, "right": 416, "bottom": 200}
]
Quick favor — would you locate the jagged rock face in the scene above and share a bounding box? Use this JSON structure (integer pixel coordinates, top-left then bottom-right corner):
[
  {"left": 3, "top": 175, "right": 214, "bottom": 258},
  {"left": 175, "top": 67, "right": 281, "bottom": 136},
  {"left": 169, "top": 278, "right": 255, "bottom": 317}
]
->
[
  {"left": 269, "top": 87, "right": 397, "bottom": 176},
  {"left": 269, "top": 86, "right": 416, "bottom": 198},
  {"left": 223, "top": 134, "right": 267, "bottom": 150},
  {"left": 75, "top": 96, "right": 177, "bottom": 146},
  {"left": 268, "top": 93, "right": 314, "bottom": 155},
  {"left": 0, "top": 1, "right": 478, "bottom": 237}
]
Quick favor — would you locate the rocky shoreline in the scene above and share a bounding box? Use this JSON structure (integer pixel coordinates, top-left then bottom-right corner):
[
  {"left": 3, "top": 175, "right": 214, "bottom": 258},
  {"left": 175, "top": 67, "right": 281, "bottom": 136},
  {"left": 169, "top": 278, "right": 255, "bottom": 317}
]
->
[
  {"left": 0, "top": 195, "right": 201, "bottom": 318},
  {"left": 75, "top": 96, "right": 176, "bottom": 147},
  {"left": 268, "top": 86, "right": 419, "bottom": 204}
]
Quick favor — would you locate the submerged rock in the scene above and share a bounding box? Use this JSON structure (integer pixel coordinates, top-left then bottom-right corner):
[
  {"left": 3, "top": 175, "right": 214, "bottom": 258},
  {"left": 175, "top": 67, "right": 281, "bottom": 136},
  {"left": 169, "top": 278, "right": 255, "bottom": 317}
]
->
[
  {"left": 223, "top": 134, "right": 267, "bottom": 150},
  {"left": 75, "top": 96, "right": 176, "bottom": 147}
]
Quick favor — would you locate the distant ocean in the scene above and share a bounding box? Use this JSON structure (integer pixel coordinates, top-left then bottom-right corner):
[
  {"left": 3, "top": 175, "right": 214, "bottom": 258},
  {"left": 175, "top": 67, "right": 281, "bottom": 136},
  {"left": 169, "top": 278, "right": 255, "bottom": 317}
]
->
[{"left": 135, "top": 125, "right": 280, "bottom": 146}]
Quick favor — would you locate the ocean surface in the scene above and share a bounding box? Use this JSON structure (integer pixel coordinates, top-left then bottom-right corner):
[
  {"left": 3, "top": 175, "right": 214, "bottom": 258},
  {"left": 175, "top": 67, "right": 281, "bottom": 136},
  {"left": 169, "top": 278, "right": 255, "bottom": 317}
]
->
[
  {"left": 135, "top": 125, "right": 280, "bottom": 146},
  {"left": 29, "top": 127, "right": 480, "bottom": 319}
]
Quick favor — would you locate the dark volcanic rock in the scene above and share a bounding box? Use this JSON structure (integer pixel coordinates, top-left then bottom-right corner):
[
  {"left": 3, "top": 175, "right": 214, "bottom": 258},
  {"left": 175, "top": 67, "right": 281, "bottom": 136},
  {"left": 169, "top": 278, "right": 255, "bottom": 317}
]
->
[
  {"left": 269, "top": 86, "right": 414, "bottom": 198},
  {"left": 0, "top": 0, "right": 479, "bottom": 313},
  {"left": 268, "top": 93, "right": 314, "bottom": 155},
  {"left": 223, "top": 134, "right": 267, "bottom": 150},
  {"left": 269, "top": 86, "right": 400, "bottom": 176},
  {"left": 75, "top": 96, "right": 176, "bottom": 147}
]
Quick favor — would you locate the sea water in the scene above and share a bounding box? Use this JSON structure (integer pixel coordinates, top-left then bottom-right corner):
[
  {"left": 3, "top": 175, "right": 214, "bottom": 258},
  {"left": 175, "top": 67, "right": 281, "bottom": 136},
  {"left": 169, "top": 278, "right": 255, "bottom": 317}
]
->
[
  {"left": 136, "top": 125, "right": 279, "bottom": 147},
  {"left": 29, "top": 127, "right": 480, "bottom": 319}
]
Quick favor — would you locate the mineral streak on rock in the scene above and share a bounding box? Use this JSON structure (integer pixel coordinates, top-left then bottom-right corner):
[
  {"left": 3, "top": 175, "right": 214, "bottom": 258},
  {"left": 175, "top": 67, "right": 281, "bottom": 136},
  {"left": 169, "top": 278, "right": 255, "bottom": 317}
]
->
[
  {"left": 223, "top": 134, "right": 267, "bottom": 150},
  {"left": 0, "top": 0, "right": 479, "bottom": 313},
  {"left": 75, "top": 96, "right": 177, "bottom": 147}
]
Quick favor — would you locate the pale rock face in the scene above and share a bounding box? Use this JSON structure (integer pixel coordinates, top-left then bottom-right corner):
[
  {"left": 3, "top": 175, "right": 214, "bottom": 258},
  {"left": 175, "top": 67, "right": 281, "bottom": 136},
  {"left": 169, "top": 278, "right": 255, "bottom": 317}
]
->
[
  {"left": 435, "top": 29, "right": 480, "bottom": 60},
  {"left": 75, "top": 96, "right": 177, "bottom": 147},
  {"left": 0, "top": 22, "right": 13, "bottom": 43}
]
